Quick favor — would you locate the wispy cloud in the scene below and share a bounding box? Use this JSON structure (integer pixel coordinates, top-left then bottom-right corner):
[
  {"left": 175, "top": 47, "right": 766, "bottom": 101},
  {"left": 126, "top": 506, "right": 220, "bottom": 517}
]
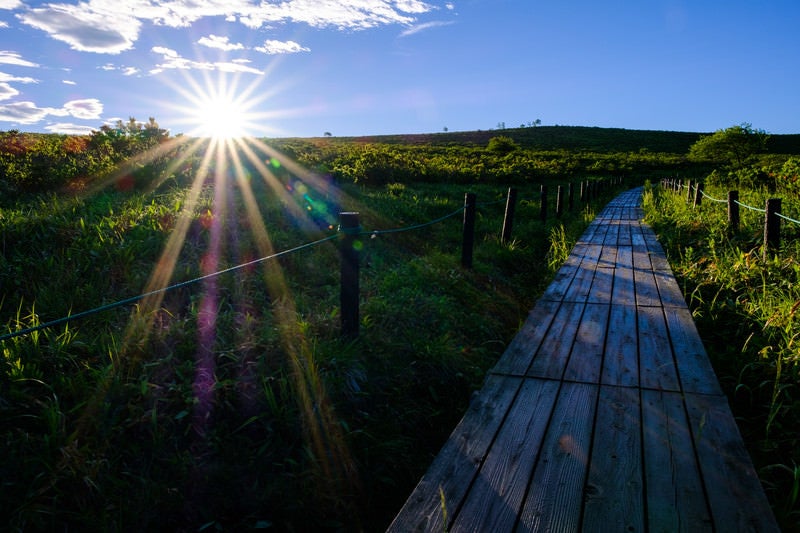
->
[
  {"left": 0, "top": 50, "right": 38, "bottom": 67},
  {"left": 62, "top": 79, "right": 76, "bottom": 85},
  {"left": 399, "top": 20, "right": 454, "bottom": 37},
  {"left": 150, "top": 46, "right": 263, "bottom": 75},
  {"left": 0, "top": 97, "right": 103, "bottom": 124},
  {"left": 0, "top": 81, "right": 19, "bottom": 100},
  {"left": 254, "top": 40, "right": 311, "bottom": 55},
  {"left": 0, "top": 71, "right": 37, "bottom": 84},
  {"left": 44, "top": 122, "right": 98, "bottom": 134},
  {"left": 16, "top": 0, "right": 436, "bottom": 54},
  {"left": 0, "top": 0, "right": 22, "bottom": 9}
]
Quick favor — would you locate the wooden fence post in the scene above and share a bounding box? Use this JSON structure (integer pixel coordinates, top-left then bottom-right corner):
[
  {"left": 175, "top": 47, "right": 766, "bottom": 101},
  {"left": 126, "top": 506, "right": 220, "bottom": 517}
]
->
[
  {"left": 580, "top": 181, "right": 587, "bottom": 203},
  {"left": 685, "top": 180, "right": 693, "bottom": 203},
  {"left": 556, "top": 185, "right": 564, "bottom": 218},
  {"left": 728, "top": 191, "right": 739, "bottom": 234},
  {"left": 461, "top": 192, "right": 476, "bottom": 268},
  {"left": 339, "top": 212, "right": 360, "bottom": 338},
  {"left": 501, "top": 187, "right": 517, "bottom": 245},
  {"left": 693, "top": 183, "right": 704, "bottom": 207},
  {"left": 567, "top": 182, "right": 574, "bottom": 211},
  {"left": 539, "top": 185, "right": 548, "bottom": 222},
  {"left": 764, "top": 198, "right": 781, "bottom": 258}
]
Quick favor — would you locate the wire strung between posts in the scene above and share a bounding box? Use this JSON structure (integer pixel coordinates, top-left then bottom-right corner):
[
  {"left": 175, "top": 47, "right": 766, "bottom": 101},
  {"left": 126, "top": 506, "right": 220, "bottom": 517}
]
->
[
  {"left": 734, "top": 199, "right": 767, "bottom": 213},
  {"left": 362, "top": 205, "right": 465, "bottom": 236},
  {"left": 699, "top": 189, "right": 727, "bottom": 203},
  {"left": 775, "top": 212, "right": 800, "bottom": 225},
  {"left": 0, "top": 234, "right": 339, "bottom": 342}
]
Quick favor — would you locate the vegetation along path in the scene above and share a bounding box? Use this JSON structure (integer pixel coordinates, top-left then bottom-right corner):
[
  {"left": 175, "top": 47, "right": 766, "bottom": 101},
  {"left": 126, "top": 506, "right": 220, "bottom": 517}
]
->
[{"left": 388, "top": 187, "right": 778, "bottom": 532}]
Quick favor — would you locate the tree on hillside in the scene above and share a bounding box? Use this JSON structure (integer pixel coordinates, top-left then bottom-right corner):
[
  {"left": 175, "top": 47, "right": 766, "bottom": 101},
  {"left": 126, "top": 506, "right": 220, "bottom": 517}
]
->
[{"left": 688, "top": 123, "right": 768, "bottom": 168}]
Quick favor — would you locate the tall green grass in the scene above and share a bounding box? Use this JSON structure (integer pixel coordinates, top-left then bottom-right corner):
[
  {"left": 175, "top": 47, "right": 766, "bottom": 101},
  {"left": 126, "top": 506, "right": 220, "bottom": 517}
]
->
[
  {"left": 1, "top": 170, "right": 625, "bottom": 530},
  {"left": 642, "top": 182, "right": 800, "bottom": 529}
]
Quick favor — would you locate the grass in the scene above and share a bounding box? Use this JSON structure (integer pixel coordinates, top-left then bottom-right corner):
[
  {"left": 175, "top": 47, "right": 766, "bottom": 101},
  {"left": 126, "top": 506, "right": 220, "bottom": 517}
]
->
[
  {"left": 0, "top": 166, "right": 626, "bottom": 530},
  {"left": 642, "top": 181, "right": 800, "bottom": 530}
]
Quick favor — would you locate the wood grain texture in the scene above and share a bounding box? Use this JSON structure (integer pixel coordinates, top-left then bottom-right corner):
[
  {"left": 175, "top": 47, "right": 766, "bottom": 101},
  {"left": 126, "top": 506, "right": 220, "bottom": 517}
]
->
[
  {"left": 451, "top": 378, "right": 560, "bottom": 532},
  {"left": 582, "top": 385, "right": 644, "bottom": 532},
  {"left": 642, "top": 389, "right": 712, "bottom": 532},
  {"left": 516, "top": 382, "right": 598, "bottom": 532},
  {"left": 387, "top": 375, "right": 523, "bottom": 532}
]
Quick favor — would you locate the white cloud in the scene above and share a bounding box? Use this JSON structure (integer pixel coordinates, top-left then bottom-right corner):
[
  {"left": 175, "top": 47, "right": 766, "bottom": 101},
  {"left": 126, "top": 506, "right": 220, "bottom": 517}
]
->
[
  {"left": 0, "top": 82, "right": 19, "bottom": 100},
  {"left": 122, "top": 66, "right": 139, "bottom": 76},
  {"left": 399, "top": 20, "right": 454, "bottom": 37},
  {"left": 198, "top": 34, "right": 244, "bottom": 51},
  {"left": 0, "top": 21, "right": 8, "bottom": 28},
  {"left": 255, "top": 40, "right": 310, "bottom": 55},
  {"left": 17, "top": 3, "right": 141, "bottom": 54},
  {"left": 0, "top": 50, "right": 39, "bottom": 67},
  {"left": 63, "top": 98, "right": 103, "bottom": 119},
  {"left": 151, "top": 46, "right": 262, "bottom": 74},
  {"left": 63, "top": 79, "right": 77, "bottom": 85},
  {"left": 0, "top": 101, "right": 57, "bottom": 124},
  {"left": 45, "top": 122, "right": 98, "bottom": 134},
  {"left": 0, "top": 0, "right": 22, "bottom": 9},
  {"left": 0, "top": 71, "right": 38, "bottom": 84}
]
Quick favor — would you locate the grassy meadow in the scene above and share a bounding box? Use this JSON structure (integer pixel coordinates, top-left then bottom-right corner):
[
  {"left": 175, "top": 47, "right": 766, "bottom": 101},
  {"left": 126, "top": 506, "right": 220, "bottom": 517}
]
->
[{"left": 2, "top": 124, "right": 800, "bottom": 530}]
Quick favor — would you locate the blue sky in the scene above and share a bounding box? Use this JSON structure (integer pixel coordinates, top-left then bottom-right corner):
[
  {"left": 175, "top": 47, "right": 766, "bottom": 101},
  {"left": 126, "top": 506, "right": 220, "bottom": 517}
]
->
[{"left": 0, "top": 0, "right": 798, "bottom": 137}]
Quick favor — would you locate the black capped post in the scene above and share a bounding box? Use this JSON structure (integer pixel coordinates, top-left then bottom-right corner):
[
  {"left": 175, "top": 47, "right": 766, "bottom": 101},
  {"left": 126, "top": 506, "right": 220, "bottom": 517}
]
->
[
  {"left": 461, "top": 193, "right": 476, "bottom": 268},
  {"left": 339, "top": 212, "right": 360, "bottom": 337}
]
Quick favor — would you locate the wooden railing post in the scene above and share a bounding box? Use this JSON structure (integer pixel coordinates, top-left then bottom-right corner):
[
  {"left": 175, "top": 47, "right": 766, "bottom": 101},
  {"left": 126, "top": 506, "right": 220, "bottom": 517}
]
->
[
  {"left": 685, "top": 180, "right": 693, "bottom": 204},
  {"left": 764, "top": 198, "right": 781, "bottom": 258},
  {"left": 728, "top": 191, "right": 739, "bottom": 234},
  {"left": 693, "top": 183, "right": 704, "bottom": 207},
  {"left": 339, "top": 212, "right": 360, "bottom": 337},
  {"left": 567, "top": 182, "right": 574, "bottom": 211},
  {"left": 501, "top": 187, "right": 517, "bottom": 245},
  {"left": 580, "top": 181, "right": 587, "bottom": 203},
  {"left": 461, "top": 192, "right": 476, "bottom": 268},
  {"left": 539, "top": 185, "right": 548, "bottom": 222},
  {"left": 556, "top": 185, "right": 564, "bottom": 218}
]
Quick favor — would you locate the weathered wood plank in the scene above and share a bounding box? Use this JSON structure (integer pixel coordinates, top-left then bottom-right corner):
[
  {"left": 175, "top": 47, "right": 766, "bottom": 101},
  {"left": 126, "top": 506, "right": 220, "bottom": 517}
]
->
[
  {"left": 528, "top": 302, "right": 584, "bottom": 379},
  {"left": 642, "top": 389, "right": 712, "bottom": 532},
  {"left": 638, "top": 306, "right": 679, "bottom": 391},
  {"left": 582, "top": 385, "right": 644, "bottom": 532},
  {"left": 663, "top": 306, "right": 723, "bottom": 396},
  {"left": 492, "top": 299, "right": 560, "bottom": 376},
  {"left": 602, "top": 304, "right": 638, "bottom": 387},
  {"left": 685, "top": 392, "right": 780, "bottom": 532},
  {"left": 587, "top": 266, "right": 613, "bottom": 304},
  {"left": 564, "top": 303, "right": 609, "bottom": 383},
  {"left": 450, "top": 379, "right": 560, "bottom": 532},
  {"left": 654, "top": 268, "right": 686, "bottom": 307},
  {"left": 633, "top": 265, "right": 660, "bottom": 308},
  {"left": 387, "top": 375, "right": 523, "bottom": 533},
  {"left": 516, "top": 382, "right": 598, "bottom": 531}
]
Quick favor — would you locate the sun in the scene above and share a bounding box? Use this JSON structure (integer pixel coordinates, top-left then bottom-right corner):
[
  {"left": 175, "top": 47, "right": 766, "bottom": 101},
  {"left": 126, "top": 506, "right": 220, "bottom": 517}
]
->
[{"left": 193, "top": 93, "right": 250, "bottom": 139}]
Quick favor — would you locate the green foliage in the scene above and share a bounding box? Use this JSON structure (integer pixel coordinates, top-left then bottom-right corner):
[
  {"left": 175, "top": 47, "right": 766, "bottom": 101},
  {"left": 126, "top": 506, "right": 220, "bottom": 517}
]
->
[
  {"left": 688, "top": 122, "right": 769, "bottom": 169},
  {"left": 487, "top": 135, "right": 519, "bottom": 154}
]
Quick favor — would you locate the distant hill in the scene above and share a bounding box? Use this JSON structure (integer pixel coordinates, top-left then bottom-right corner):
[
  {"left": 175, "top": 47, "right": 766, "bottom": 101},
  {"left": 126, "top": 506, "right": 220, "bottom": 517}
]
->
[{"left": 323, "top": 125, "right": 800, "bottom": 155}]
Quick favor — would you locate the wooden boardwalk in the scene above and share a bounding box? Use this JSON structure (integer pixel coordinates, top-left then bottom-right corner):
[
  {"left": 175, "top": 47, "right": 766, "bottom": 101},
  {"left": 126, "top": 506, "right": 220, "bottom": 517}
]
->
[{"left": 388, "top": 187, "right": 778, "bottom": 532}]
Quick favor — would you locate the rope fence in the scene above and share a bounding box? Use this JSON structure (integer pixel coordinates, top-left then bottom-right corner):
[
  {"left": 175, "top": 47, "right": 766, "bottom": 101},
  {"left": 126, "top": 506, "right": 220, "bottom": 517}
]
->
[
  {"left": 660, "top": 177, "right": 800, "bottom": 258},
  {"left": 2, "top": 177, "right": 627, "bottom": 342}
]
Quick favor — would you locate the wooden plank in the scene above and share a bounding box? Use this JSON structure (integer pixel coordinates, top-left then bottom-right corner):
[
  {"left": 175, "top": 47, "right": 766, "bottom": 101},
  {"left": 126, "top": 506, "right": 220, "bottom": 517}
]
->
[
  {"left": 587, "top": 266, "right": 613, "bottom": 304},
  {"left": 612, "top": 249, "right": 635, "bottom": 306},
  {"left": 663, "top": 306, "right": 723, "bottom": 396},
  {"left": 617, "top": 222, "right": 632, "bottom": 246},
  {"left": 634, "top": 266, "right": 660, "bottom": 308},
  {"left": 638, "top": 306, "right": 679, "bottom": 391},
  {"left": 387, "top": 375, "right": 523, "bottom": 532},
  {"left": 516, "top": 382, "right": 598, "bottom": 531},
  {"left": 528, "top": 302, "right": 585, "bottom": 379},
  {"left": 654, "top": 269, "right": 686, "bottom": 308},
  {"left": 642, "top": 389, "right": 712, "bottom": 532},
  {"left": 564, "top": 303, "right": 609, "bottom": 383},
  {"left": 582, "top": 385, "right": 644, "bottom": 532},
  {"left": 684, "top": 392, "right": 780, "bottom": 533},
  {"left": 451, "top": 379, "right": 560, "bottom": 532},
  {"left": 492, "top": 299, "right": 560, "bottom": 376},
  {"left": 602, "top": 304, "right": 638, "bottom": 387}
]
